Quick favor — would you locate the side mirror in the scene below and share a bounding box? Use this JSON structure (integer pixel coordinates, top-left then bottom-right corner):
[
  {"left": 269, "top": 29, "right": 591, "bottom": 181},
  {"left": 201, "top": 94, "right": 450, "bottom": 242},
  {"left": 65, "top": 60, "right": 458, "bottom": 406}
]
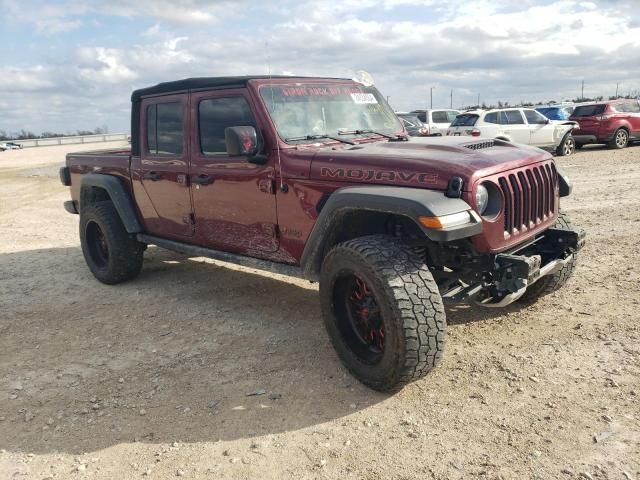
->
[
  {"left": 225, "top": 126, "right": 259, "bottom": 156},
  {"left": 545, "top": 118, "right": 550, "bottom": 124}
]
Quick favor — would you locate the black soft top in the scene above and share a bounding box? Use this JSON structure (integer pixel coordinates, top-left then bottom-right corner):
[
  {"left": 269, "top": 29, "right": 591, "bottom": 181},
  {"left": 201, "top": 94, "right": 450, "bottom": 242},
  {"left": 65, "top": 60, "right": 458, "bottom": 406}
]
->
[
  {"left": 130, "top": 75, "right": 348, "bottom": 155},
  {"left": 131, "top": 75, "right": 348, "bottom": 101}
]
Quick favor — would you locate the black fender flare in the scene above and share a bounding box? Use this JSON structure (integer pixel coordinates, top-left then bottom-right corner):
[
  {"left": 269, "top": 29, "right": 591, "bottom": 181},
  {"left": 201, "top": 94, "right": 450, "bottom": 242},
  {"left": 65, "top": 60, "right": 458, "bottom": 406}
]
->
[
  {"left": 80, "top": 173, "right": 143, "bottom": 233},
  {"left": 300, "top": 185, "right": 482, "bottom": 280}
]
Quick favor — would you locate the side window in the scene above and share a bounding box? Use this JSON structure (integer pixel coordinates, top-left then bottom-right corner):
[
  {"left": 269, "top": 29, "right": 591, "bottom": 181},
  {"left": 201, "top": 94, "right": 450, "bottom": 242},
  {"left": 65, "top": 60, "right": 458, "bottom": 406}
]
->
[
  {"left": 498, "top": 111, "right": 509, "bottom": 125},
  {"left": 505, "top": 110, "right": 525, "bottom": 125},
  {"left": 146, "top": 102, "right": 183, "bottom": 155},
  {"left": 199, "top": 97, "right": 256, "bottom": 155},
  {"left": 447, "top": 111, "right": 459, "bottom": 122},
  {"left": 414, "top": 112, "right": 427, "bottom": 122},
  {"left": 623, "top": 101, "right": 640, "bottom": 113},
  {"left": 484, "top": 112, "right": 498, "bottom": 124},
  {"left": 431, "top": 111, "right": 450, "bottom": 123},
  {"left": 524, "top": 110, "right": 548, "bottom": 124}
]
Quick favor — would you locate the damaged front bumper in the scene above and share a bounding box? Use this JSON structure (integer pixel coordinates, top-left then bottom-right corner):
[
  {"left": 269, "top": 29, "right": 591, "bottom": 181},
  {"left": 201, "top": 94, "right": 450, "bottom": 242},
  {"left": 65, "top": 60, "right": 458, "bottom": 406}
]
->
[{"left": 443, "top": 226, "right": 586, "bottom": 307}]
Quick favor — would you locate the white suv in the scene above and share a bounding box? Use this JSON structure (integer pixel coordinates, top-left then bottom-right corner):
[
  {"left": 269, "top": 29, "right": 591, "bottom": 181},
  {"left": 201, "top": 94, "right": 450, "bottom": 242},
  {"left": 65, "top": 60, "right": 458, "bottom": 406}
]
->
[
  {"left": 410, "top": 109, "right": 460, "bottom": 136},
  {"left": 447, "top": 108, "right": 577, "bottom": 156}
]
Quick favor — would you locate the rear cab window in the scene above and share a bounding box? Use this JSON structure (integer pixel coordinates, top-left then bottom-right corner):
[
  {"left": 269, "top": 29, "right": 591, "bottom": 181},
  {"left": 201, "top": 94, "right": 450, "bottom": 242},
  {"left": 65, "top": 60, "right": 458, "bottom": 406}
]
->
[
  {"left": 451, "top": 114, "right": 478, "bottom": 127},
  {"left": 572, "top": 105, "right": 606, "bottom": 117},
  {"left": 146, "top": 102, "right": 184, "bottom": 155}
]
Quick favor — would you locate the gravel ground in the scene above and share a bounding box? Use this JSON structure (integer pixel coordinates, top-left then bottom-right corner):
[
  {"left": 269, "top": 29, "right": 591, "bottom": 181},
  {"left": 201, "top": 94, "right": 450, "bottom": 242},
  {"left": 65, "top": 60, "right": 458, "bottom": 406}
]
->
[{"left": 0, "top": 142, "right": 639, "bottom": 480}]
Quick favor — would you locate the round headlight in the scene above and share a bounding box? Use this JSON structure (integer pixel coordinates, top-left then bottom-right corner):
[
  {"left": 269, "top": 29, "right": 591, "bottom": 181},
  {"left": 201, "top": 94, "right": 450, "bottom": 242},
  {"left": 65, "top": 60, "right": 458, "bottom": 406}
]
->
[{"left": 475, "top": 184, "right": 489, "bottom": 215}]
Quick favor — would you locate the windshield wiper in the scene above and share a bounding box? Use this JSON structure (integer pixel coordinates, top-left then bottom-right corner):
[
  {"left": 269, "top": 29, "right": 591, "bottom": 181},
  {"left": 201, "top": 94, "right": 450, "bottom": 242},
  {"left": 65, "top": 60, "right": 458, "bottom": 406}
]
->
[
  {"left": 284, "top": 134, "right": 356, "bottom": 145},
  {"left": 338, "top": 129, "right": 407, "bottom": 141}
]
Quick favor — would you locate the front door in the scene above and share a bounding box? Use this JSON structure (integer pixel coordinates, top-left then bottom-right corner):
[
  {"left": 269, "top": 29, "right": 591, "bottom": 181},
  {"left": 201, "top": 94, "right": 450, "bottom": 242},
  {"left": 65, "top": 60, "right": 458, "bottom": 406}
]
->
[
  {"left": 502, "top": 110, "right": 531, "bottom": 144},
  {"left": 624, "top": 100, "right": 640, "bottom": 137},
  {"left": 525, "top": 109, "right": 556, "bottom": 147},
  {"left": 189, "top": 90, "right": 278, "bottom": 254},
  {"left": 136, "top": 95, "right": 194, "bottom": 238}
]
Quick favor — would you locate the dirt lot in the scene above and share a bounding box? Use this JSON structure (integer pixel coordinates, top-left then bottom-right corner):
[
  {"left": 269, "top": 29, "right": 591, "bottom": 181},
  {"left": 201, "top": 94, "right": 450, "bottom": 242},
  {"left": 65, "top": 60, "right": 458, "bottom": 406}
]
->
[{"left": 0, "top": 142, "right": 639, "bottom": 480}]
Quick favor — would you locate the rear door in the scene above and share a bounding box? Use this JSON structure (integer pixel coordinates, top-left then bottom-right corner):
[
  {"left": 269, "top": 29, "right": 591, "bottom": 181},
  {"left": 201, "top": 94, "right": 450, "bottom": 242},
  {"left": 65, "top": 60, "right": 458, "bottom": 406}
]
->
[
  {"left": 189, "top": 89, "right": 279, "bottom": 253},
  {"left": 136, "top": 95, "right": 194, "bottom": 238},
  {"left": 502, "top": 110, "right": 530, "bottom": 144}
]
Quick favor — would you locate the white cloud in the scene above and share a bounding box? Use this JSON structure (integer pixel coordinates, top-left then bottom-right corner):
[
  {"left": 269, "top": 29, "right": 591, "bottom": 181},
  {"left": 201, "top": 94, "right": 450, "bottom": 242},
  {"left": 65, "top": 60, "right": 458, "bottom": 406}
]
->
[{"left": 0, "top": 0, "right": 639, "bottom": 133}]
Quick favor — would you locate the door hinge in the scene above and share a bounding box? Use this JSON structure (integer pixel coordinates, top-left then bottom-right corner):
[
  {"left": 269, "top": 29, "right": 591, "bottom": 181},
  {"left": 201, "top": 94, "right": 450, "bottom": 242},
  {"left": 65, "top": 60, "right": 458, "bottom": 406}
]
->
[{"left": 183, "top": 213, "right": 195, "bottom": 225}]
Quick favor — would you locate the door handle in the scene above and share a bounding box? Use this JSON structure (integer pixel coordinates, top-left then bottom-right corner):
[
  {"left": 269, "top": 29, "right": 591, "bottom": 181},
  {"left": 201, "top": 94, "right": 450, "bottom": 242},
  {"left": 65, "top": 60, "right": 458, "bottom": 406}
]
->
[
  {"left": 192, "top": 174, "right": 214, "bottom": 185},
  {"left": 143, "top": 171, "right": 162, "bottom": 181}
]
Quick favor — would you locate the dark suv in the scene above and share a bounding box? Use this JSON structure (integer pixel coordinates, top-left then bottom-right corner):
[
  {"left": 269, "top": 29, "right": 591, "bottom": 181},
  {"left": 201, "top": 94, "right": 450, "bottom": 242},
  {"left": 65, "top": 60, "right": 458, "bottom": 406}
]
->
[{"left": 570, "top": 99, "right": 640, "bottom": 149}]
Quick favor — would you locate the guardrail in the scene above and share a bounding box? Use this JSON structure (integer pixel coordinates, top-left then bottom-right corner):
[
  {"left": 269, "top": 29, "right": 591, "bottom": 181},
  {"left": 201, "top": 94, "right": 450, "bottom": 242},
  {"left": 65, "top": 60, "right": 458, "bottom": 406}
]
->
[{"left": 7, "top": 133, "right": 129, "bottom": 148}]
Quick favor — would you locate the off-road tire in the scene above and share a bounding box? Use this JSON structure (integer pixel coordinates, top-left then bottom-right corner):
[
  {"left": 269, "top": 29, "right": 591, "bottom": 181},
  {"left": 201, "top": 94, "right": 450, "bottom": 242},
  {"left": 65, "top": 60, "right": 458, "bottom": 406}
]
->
[
  {"left": 80, "top": 201, "right": 144, "bottom": 285},
  {"left": 319, "top": 235, "right": 446, "bottom": 391},
  {"left": 608, "top": 128, "right": 628, "bottom": 149},
  {"left": 518, "top": 212, "right": 577, "bottom": 304},
  {"left": 556, "top": 133, "right": 575, "bottom": 156}
]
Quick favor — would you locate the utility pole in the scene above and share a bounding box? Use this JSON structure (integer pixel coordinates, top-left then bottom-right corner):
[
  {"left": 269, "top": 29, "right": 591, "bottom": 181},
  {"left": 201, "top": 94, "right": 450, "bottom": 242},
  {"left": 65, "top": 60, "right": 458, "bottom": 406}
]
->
[
  {"left": 430, "top": 87, "right": 434, "bottom": 109},
  {"left": 581, "top": 80, "right": 584, "bottom": 100},
  {"left": 615, "top": 83, "right": 619, "bottom": 98},
  {"left": 450, "top": 89, "right": 453, "bottom": 109},
  {"left": 477, "top": 93, "right": 480, "bottom": 107}
]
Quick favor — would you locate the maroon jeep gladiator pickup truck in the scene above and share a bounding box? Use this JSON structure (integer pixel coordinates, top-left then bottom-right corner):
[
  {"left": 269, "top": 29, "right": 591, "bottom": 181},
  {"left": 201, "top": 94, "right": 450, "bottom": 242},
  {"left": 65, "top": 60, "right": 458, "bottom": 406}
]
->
[{"left": 60, "top": 76, "right": 585, "bottom": 391}]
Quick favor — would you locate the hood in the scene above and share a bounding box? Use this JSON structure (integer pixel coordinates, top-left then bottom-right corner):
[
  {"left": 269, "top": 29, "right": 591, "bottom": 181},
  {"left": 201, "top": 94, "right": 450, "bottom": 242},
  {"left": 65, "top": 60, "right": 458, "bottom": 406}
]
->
[{"left": 308, "top": 136, "right": 552, "bottom": 191}]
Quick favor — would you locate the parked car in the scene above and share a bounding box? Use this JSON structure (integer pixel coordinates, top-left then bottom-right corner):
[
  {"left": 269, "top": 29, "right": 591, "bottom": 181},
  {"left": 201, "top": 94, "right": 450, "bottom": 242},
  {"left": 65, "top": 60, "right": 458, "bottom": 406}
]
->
[
  {"left": 447, "top": 108, "right": 577, "bottom": 156},
  {"left": 60, "top": 75, "right": 584, "bottom": 392},
  {"left": 410, "top": 109, "right": 460, "bottom": 136},
  {"left": 536, "top": 105, "right": 574, "bottom": 121},
  {"left": 0, "top": 142, "right": 23, "bottom": 150},
  {"left": 395, "top": 112, "right": 429, "bottom": 136},
  {"left": 570, "top": 99, "right": 640, "bottom": 149}
]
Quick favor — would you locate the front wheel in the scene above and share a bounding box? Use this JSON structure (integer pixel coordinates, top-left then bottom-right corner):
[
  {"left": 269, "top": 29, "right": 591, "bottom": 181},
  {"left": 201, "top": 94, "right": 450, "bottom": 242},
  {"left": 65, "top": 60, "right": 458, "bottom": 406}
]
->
[
  {"left": 80, "top": 201, "right": 144, "bottom": 284},
  {"left": 319, "top": 235, "right": 446, "bottom": 392},
  {"left": 556, "top": 134, "right": 575, "bottom": 156}
]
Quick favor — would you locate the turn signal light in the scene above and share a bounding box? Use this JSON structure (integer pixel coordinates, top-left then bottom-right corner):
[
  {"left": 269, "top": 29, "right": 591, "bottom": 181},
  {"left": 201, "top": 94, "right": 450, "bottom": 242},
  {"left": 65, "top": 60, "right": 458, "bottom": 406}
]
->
[{"left": 418, "top": 211, "right": 472, "bottom": 230}]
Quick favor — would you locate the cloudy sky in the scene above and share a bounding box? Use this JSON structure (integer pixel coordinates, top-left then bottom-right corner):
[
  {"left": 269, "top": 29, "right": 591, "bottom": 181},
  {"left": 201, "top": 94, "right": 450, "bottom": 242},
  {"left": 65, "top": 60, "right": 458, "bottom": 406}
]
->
[{"left": 0, "top": 0, "right": 638, "bottom": 134}]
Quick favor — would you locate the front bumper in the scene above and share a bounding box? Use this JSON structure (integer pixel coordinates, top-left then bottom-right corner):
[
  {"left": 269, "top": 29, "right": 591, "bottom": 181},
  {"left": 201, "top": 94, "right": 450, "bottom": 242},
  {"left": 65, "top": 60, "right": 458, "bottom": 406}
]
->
[{"left": 444, "top": 225, "right": 585, "bottom": 306}]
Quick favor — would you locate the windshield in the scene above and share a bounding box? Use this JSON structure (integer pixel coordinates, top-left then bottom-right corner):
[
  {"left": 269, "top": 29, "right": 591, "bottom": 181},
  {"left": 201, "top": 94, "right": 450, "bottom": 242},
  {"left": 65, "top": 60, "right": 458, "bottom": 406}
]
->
[
  {"left": 259, "top": 84, "right": 402, "bottom": 142},
  {"left": 572, "top": 105, "right": 606, "bottom": 117},
  {"left": 451, "top": 114, "right": 478, "bottom": 127}
]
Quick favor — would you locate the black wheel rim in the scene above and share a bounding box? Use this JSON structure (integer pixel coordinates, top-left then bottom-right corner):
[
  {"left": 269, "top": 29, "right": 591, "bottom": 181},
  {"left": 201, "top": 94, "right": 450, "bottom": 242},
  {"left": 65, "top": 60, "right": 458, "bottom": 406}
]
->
[
  {"left": 333, "top": 272, "right": 385, "bottom": 364},
  {"left": 86, "top": 221, "right": 109, "bottom": 268}
]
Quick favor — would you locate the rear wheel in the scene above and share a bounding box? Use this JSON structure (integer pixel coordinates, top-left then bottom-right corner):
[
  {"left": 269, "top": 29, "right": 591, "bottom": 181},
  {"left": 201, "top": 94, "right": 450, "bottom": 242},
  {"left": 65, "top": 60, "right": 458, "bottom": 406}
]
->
[
  {"left": 518, "top": 212, "right": 577, "bottom": 304},
  {"left": 80, "top": 201, "right": 144, "bottom": 284},
  {"left": 608, "top": 128, "right": 628, "bottom": 149},
  {"left": 556, "top": 134, "right": 575, "bottom": 156},
  {"left": 319, "top": 235, "right": 446, "bottom": 391}
]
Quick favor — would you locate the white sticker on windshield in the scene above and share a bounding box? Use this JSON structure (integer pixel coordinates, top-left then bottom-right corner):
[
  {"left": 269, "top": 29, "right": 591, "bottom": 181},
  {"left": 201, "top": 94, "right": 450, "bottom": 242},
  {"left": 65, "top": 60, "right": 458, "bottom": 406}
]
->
[{"left": 350, "top": 93, "right": 378, "bottom": 104}]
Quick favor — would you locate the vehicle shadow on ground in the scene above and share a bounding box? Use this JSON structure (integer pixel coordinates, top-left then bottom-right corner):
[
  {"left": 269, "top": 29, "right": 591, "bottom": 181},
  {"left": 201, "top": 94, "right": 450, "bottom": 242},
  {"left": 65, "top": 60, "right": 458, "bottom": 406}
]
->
[{"left": 0, "top": 246, "right": 517, "bottom": 455}]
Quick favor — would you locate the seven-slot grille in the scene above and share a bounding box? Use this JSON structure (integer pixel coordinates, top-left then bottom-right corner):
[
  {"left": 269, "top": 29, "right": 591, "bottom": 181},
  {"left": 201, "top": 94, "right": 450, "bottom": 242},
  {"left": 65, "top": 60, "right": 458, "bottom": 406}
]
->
[{"left": 497, "top": 162, "right": 558, "bottom": 235}]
